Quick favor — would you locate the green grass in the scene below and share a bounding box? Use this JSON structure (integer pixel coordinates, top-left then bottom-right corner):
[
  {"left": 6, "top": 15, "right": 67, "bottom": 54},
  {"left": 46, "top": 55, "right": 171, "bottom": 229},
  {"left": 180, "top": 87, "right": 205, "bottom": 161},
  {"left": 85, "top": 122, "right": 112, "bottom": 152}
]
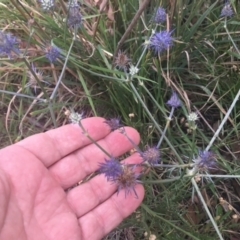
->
[{"left": 1, "top": 0, "right": 240, "bottom": 239}]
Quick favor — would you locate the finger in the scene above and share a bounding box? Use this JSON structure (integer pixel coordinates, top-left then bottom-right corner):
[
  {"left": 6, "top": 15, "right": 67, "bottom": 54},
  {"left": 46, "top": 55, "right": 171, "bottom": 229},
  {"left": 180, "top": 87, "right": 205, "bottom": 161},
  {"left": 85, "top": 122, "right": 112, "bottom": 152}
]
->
[
  {"left": 66, "top": 153, "right": 142, "bottom": 217},
  {"left": 49, "top": 127, "right": 140, "bottom": 189},
  {"left": 78, "top": 184, "right": 144, "bottom": 240},
  {"left": 16, "top": 117, "right": 110, "bottom": 167}
]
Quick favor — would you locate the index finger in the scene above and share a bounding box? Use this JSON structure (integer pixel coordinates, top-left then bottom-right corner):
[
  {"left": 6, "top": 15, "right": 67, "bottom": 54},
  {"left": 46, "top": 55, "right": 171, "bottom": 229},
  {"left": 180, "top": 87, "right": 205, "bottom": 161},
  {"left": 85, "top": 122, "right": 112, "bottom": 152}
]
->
[{"left": 16, "top": 117, "right": 111, "bottom": 167}]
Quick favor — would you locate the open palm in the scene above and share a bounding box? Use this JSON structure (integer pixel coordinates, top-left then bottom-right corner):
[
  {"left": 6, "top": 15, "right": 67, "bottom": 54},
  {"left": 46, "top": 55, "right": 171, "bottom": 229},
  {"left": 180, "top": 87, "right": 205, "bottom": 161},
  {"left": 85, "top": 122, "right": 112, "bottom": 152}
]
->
[{"left": 0, "top": 117, "right": 144, "bottom": 240}]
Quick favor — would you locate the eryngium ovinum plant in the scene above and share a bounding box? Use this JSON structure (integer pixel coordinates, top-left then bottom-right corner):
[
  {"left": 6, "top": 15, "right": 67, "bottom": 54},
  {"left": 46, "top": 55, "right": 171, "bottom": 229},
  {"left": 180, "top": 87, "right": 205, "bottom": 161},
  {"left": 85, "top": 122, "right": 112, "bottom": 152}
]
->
[
  {"left": 74, "top": 4, "right": 239, "bottom": 240},
  {"left": 1, "top": 1, "right": 240, "bottom": 239}
]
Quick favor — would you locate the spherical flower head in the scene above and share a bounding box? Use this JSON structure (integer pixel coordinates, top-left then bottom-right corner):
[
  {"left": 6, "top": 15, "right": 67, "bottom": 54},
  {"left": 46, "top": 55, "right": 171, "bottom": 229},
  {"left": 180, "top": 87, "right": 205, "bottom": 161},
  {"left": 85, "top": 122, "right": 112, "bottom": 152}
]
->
[
  {"left": 113, "top": 50, "right": 131, "bottom": 71},
  {"left": 45, "top": 45, "right": 61, "bottom": 63},
  {"left": 69, "top": 110, "right": 84, "bottom": 124},
  {"left": 104, "top": 117, "right": 123, "bottom": 131},
  {"left": 98, "top": 157, "right": 123, "bottom": 181},
  {"left": 147, "top": 30, "right": 174, "bottom": 55},
  {"left": 220, "top": 3, "right": 233, "bottom": 18},
  {"left": 187, "top": 112, "right": 198, "bottom": 122},
  {"left": 153, "top": 7, "right": 166, "bottom": 24},
  {"left": 193, "top": 150, "right": 217, "bottom": 172},
  {"left": 166, "top": 91, "right": 181, "bottom": 108},
  {"left": 129, "top": 64, "right": 139, "bottom": 76},
  {"left": 141, "top": 146, "right": 160, "bottom": 165},
  {"left": 67, "top": 0, "right": 82, "bottom": 28},
  {"left": 39, "top": 0, "right": 54, "bottom": 11},
  {"left": 0, "top": 31, "right": 20, "bottom": 58},
  {"left": 115, "top": 165, "right": 141, "bottom": 198}
]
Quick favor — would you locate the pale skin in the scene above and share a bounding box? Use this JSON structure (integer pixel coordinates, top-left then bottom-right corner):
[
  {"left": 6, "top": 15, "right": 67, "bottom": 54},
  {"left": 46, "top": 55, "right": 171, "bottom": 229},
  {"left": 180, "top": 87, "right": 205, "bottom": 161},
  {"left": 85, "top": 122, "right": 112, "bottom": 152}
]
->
[{"left": 0, "top": 117, "right": 144, "bottom": 240}]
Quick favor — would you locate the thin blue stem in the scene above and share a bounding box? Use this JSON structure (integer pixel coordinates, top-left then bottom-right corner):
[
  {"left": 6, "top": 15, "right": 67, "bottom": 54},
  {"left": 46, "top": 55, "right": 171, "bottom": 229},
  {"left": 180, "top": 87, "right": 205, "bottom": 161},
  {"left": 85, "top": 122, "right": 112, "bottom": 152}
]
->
[
  {"left": 50, "top": 37, "right": 75, "bottom": 100},
  {"left": 157, "top": 107, "right": 175, "bottom": 148}
]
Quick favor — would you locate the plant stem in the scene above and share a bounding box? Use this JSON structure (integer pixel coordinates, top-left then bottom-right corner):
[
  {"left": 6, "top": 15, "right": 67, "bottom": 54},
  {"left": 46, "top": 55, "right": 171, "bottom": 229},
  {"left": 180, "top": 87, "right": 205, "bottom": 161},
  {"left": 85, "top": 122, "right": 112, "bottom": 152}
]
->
[
  {"left": 224, "top": 18, "right": 240, "bottom": 55},
  {"left": 0, "top": 90, "right": 45, "bottom": 101},
  {"left": 205, "top": 89, "right": 240, "bottom": 151},
  {"left": 191, "top": 178, "right": 224, "bottom": 240},
  {"left": 78, "top": 120, "right": 111, "bottom": 158},
  {"left": 157, "top": 107, "right": 175, "bottom": 148},
  {"left": 50, "top": 38, "right": 75, "bottom": 100}
]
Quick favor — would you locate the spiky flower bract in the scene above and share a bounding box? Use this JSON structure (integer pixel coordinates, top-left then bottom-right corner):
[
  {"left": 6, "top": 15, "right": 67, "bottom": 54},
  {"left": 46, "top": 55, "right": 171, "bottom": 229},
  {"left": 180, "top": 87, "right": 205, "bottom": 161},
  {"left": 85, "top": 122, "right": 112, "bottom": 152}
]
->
[
  {"left": 99, "top": 159, "right": 141, "bottom": 198},
  {"left": 193, "top": 150, "right": 217, "bottom": 172},
  {"left": 39, "top": 0, "right": 54, "bottom": 11},
  {"left": 220, "top": 3, "right": 233, "bottom": 18},
  {"left": 147, "top": 30, "right": 174, "bottom": 55},
  {"left": 113, "top": 50, "right": 131, "bottom": 71},
  {"left": 153, "top": 7, "right": 166, "bottom": 24},
  {"left": 45, "top": 45, "right": 61, "bottom": 63},
  {"left": 67, "top": 0, "right": 82, "bottom": 28},
  {"left": 115, "top": 165, "right": 141, "bottom": 198},
  {"left": 98, "top": 157, "right": 123, "bottom": 181},
  {"left": 0, "top": 31, "right": 20, "bottom": 58},
  {"left": 166, "top": 91, "right": 181, "bottom": 108},
  {"left": 26, "top": 64, "right": 45, "bottom": 94},
  {"left": 104, "top": 117, "right": 123, "bottom": 131},
  {"left": 141, "top": 146, "right": 160, "bottom": 165}
]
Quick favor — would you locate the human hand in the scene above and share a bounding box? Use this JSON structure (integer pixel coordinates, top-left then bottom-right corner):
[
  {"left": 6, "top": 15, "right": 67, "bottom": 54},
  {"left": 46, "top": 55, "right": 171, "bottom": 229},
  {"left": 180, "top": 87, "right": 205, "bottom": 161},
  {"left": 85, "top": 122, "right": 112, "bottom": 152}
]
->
[{"left": 0, "top": 117, "right": 144, "bottom": 240}]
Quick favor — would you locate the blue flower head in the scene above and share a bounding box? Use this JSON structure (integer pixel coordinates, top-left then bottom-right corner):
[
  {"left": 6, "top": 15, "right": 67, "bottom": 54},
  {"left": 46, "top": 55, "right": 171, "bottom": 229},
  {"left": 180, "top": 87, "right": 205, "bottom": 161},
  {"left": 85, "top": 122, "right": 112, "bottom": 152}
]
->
[
  {"left": 67, "top": 0, "right": 82, "bottom": 28},
  {"left": 148, "top": 30, "right": 174, "bottom": 55},
  {"left": 153, "top": 7, "right": 166, "bottom": 23},
  {"left": 45, "top": 45, "right": 61, "bottom": 63},
  {"left": 98, "top": 157, "right": 123, "bottom": 181},
  {"left": 141, "top": 146, "right": 160, "bottom": 165},
  {"left": 0, "top": 31, "right": 20, "bottom": 58},
  {"left": 104, "top": 117, "right": 123, "bottom": 131},
  {"left": 99, "top": 159, "right": 141, "bottom": 198},
  {"left": 220, "top": 3, "right": 233, "bottom": 18},
  {"left": 166, "top": 91, "right": 181, "bottom": 108},
  {"left": 193, "top": 150, "right": 217, "bottom": 171}
]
